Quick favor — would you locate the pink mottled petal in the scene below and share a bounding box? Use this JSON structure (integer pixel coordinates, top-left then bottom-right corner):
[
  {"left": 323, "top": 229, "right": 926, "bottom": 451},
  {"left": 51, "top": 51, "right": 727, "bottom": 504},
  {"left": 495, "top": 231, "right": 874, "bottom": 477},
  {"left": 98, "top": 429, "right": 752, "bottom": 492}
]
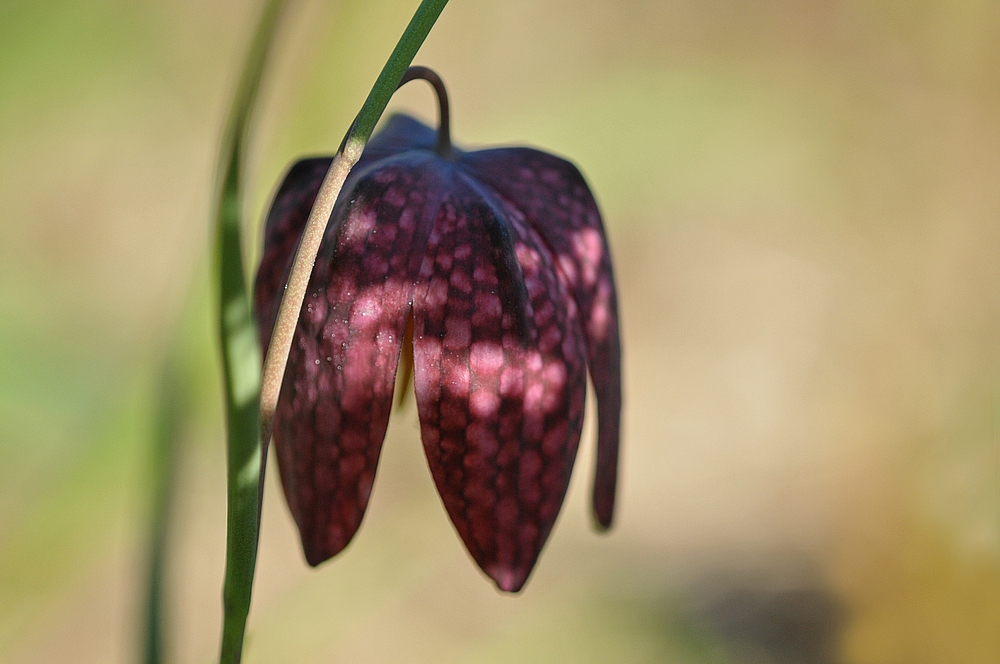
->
[
  {"left": 461, "top": 149, "right": 622, "bottom": 529},
  {"left": 255, "top": 116, "right": 441, "bottom": 346},
  {"left": 411, "top": 172, "right": 587, "bottom": 592},
  {"left": 255, "top": 155, "right": 442, "bottom": 565}
]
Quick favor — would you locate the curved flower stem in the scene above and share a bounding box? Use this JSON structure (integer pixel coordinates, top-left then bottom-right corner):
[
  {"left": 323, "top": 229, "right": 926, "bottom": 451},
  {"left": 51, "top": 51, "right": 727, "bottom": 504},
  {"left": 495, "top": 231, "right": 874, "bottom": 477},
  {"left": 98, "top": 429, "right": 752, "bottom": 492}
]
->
[
  {"left": 258, "top": 0, "right": 449, "bottom": 476},
  {"left": 398, "top": 65, "right": 453, "bottom": 158},
  {"left": 214, "top": 0, "right": 286, "bottom": 662}
]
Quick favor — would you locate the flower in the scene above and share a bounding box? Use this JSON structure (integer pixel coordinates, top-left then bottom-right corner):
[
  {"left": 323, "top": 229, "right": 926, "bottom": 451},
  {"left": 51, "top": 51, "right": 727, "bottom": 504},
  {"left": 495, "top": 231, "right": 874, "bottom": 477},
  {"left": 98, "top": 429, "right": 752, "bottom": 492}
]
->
[{"left": 254, "top": 84, "right": 621, "bottom": 592}]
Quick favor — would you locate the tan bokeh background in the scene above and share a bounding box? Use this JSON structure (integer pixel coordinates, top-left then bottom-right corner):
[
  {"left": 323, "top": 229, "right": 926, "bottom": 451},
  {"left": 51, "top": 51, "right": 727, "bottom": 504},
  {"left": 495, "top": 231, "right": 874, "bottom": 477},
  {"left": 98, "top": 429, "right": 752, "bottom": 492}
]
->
[{"left": 1, "top": 1, "right": 998, "bottom": 662}]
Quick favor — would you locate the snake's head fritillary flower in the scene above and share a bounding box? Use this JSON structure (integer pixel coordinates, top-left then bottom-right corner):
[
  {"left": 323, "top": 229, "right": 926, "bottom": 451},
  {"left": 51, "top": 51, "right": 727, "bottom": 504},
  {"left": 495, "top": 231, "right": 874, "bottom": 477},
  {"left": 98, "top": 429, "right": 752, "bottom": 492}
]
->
[{"left": 254, "top": 69, "right": 621, "bottom": 593}]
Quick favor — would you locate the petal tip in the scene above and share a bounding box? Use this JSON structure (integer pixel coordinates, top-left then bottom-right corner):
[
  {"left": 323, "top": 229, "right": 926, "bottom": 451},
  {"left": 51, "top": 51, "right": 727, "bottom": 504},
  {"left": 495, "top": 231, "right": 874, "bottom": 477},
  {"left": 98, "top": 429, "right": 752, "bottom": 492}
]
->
[
  {"left": 592, "top": 510, "right": 614, "bottom": 533},
  {"left": 304, "top": 548, "right": 329, "bottom": 568},
  {"left": 487, "top": 564, "right": 529, "bottom": 594},
  {"left": 302, "top": 530, "right": 347, "bottom": 568},
  {"left": 592, "top": 491, "right": 616, "bottom": 532}
]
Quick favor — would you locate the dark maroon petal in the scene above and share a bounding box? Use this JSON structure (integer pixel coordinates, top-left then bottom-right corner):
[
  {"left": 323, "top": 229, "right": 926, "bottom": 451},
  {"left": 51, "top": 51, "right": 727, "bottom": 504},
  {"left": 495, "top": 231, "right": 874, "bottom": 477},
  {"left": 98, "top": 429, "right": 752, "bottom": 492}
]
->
[
  {"left": 256, "top": 155, "right": 443, "bottom": 565},
  {"left": 254, "top": 117, "right": 440, "bottom": 346},
  {"left": 356, "top": 113, "right": 440, "bottom": 164},
  {"left": 255, "top": 157, "right": 333, "bottom": 352},
  {"left": 411, "top": 171, "right": 587, "bottom": 592},
  {"left": 460, "top": 149, "right": 622, "bottom": 529}
]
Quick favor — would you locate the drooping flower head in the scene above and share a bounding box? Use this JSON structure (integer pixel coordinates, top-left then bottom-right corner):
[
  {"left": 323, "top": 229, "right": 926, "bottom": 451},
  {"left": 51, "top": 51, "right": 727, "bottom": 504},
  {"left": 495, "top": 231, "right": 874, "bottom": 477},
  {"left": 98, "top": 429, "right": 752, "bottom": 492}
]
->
[{"left": 254, "top": 68, "right": 621, "bottom": 593}]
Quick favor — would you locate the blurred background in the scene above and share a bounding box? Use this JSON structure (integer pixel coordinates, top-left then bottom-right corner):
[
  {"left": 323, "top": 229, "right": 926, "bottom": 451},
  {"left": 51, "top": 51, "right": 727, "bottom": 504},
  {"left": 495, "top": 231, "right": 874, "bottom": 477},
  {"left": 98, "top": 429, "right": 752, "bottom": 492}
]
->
[{"left": 1, "top": 0, "right": 998, "bottom": 662}]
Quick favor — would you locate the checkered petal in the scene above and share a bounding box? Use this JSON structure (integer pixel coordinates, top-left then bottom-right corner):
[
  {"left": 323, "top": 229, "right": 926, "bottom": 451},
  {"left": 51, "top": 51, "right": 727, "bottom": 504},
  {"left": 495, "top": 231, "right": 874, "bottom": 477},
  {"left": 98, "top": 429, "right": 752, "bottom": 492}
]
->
[
  {"left": 460, "top": 148, "right": 622, "bottom": 528},
  {"left": 411, "top": 171, "right": 587, "bottom": 592},
  {"left": 254, "top": 153, "right": 443, "bottom": 564}
]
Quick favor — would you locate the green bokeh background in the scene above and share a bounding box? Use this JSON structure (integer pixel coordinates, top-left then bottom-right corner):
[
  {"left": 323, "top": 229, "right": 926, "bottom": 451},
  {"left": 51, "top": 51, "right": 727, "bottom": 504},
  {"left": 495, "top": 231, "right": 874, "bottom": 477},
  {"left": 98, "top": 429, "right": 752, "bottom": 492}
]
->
[{"left": 1, "top": 1, "right": 998, "bottom": 662}]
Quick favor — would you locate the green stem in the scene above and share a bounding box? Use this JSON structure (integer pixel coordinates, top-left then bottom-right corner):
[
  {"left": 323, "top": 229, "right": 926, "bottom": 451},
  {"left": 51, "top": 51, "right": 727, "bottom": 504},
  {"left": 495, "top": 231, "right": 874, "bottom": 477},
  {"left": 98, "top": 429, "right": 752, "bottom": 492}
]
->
[
  {"left": 350, "top": 0, "right": 451, "bottom": 144},
  {"left": 214, "top": 1, "right": 286, "bottom": 663},
  {"left": 141, "top": 356, "right": 184, "bottom": 664}
]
